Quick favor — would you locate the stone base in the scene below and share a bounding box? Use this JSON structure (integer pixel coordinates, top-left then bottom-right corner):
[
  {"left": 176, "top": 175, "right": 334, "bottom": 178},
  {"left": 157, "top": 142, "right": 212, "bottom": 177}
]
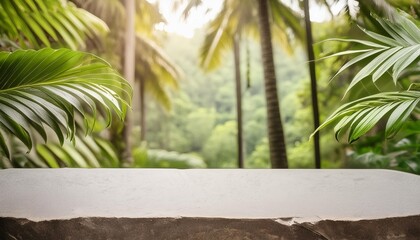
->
[
  {"left": 1, "top": 169, "right": 420, "bottom": 239},
  {"left": 2, "top": 216, "right": 420, "bottom": 240}
]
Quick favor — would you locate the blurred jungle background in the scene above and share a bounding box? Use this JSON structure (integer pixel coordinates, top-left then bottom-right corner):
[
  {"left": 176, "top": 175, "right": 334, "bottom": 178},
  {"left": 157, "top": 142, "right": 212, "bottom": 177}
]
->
[{"left": 0, "top": 0, "right": 419, "bottom": 173}]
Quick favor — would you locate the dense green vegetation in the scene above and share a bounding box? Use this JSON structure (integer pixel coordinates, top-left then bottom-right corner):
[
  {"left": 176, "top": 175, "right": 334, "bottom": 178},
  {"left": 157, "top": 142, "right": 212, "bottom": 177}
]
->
[
  {"left": 0, "top": 1, "right": 131, "bottom": 168},
  {"left": 0, "top": 0, "right": 418, "bottom": 174}
]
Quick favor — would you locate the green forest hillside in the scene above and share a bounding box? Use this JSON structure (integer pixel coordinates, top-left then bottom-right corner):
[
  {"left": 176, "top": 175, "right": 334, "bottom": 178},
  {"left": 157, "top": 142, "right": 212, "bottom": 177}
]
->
[{"left": 143, "top": 31, "right": 341, "bottom": 168}]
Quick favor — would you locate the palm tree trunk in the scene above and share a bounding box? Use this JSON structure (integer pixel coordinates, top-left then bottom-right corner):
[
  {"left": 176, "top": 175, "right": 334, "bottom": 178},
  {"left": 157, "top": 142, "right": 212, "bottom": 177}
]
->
[
  {"left": 303, "top": 0, "right": 321, "bottom": 169},
  {"left": 257, "top": 0, "right": 288, "bottom": 168},
  {"left": 233, "top": 34, "right": 244, "bottom": 168},
  {"left": 139, "top": 78, "right": 146, "bottom": 142},
  {"left": 122, "top": 0, "right": 135, "bottom": 165}
]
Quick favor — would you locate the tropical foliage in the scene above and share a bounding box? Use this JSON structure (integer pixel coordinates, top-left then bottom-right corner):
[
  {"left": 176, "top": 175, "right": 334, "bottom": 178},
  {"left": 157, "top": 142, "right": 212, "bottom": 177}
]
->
[
  {"left": 1, "top": 0, "right": 418, "bottom": 173},
  {"left": 0, "top": 1, "right": 132, "bottom": 165},
  {"left": 3, "top": 133, "right": 120, "bottom": 168},
  {"left": 0, "top": 48, "right": 131, "bottom": 157},
  {"left": 314, "top": 12, "right": 419, "bottom": 142},
  {"left": 345, "top": 123, "right": 420, "bottom": 174},
  {"left": 0, "top": 0, "right": 108, "bottom": 50}
]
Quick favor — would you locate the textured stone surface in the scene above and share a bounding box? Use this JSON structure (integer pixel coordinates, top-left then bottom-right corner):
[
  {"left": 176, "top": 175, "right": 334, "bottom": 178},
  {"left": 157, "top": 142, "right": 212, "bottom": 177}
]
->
[
  {"left": 1, "top": 216, "right": 420, "bottom": 240},
  {"left": 1, "top": 169, "right": 420, "bottom": 220},
  {"left": 1, "top": 169, "right": 420, "bottom": 239}
]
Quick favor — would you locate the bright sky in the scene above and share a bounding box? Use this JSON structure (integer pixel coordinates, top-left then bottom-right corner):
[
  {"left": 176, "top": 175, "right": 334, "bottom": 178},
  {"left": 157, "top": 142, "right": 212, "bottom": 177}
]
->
[
  {"left": 152, "top": 0, "right": 345, "bottom": 38},
  {"left": 152, "top": 0, "right": 223, "bottom": 38}
]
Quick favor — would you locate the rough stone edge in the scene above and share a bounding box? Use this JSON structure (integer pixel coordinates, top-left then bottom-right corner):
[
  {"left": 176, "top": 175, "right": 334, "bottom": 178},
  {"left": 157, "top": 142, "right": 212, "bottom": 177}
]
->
[{"left": 1, "top": 215, "right": 420, "bottom": 240}]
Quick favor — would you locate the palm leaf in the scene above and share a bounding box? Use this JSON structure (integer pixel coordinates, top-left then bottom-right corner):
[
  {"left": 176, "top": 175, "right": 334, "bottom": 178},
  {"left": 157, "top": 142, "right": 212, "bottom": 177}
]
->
[
  {"left": 0, "top": 48, "right": 132, "bottom": 157},
  {"left": 135, "top": 0, "right": 165, "bottom": 36},
  {"left": 36, "top": 134, "right": 119, "bottom": 168},
  {"left": 326, "top": 13, "right": 420, "bottom": 94},
  {"left": 136, "top": 35, "right": 181, "bottom": 110},
  {"left": 0, "top": 0, "right": 108, "bottom": 50},
  {"left": 21, "top": 115, "right": 120, "bottom": 168},
  {"left": 269, "top": 0, "right": 304, "bottom": 47},
  {"left": 6, "top": 133, "right": 120, "bottom": 168},
  {"left": 312, "top": 91, "right": 420, "bottom": 142},
  {"left": 199, "top": 3, "right": 234, "bottom": 70},
  {"left": 313, "top": 11, "right": 420, "bottom": 142}
]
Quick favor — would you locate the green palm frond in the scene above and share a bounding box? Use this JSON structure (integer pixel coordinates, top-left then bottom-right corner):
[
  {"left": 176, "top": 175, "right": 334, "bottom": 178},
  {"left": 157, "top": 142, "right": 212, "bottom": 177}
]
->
[
  {"left": 314, "top": 12, "right": 419, "bottom": 142},
  {"left": 2, "top": 115, "right": 120, "bottom": 169},
  {"left": 35, "top": 134, "right": 119, "bottom": 168},
  {"left": 136, "top": 35, "right": 181, "bottom": 110},
  {"left": 199, "top": 4, "right": 234, "bottom": 70},
  {"left": 328, "top": 13, "right": 420, "bottom": 95},
  {"left": 3, "top": 133, "right": 119, "bottom": 168},
  {"left": 136, "top": 0, "right": 165, "bottom": 36},
  {"left": 199, "top": 1, "right": 244, "bottom": 70},
  {"left": 71, "top": 0, "right": 125, "bottom": 28},
  {"left": 312, "top": 91, "right": 420, "bottom": 142},
  {"left": 199, "top": 0, "right": 256, "bottom": 70},
  {"left": 0, "top": 48, "right": 132, "bottom": 158},
  {"left": 200, "top": 0, "right": 304, "bottom": 70},
  {"left": 0, "top": 0, "right": 108, "bottom": 50},
  {"left": 34, "top": 115, "right": 119, "bottom": 168},
  {"left": 269, "top": 0, "right": 304, "bottom": 51}
]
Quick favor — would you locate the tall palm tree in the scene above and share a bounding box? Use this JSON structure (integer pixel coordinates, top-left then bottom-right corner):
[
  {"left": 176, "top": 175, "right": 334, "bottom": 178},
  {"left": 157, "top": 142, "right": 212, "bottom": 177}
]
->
[
  {"left": 199, "top": 0, "right": 252, "bottom": 168},
  {"left": 135, "top": 0, "right": 181, "bottom": 143},
  {"left": 257, "top": 0, "right": 288, "bottom": 168},
  {"left": 233, "top": 34, "right": 244, "bottom": 168},
  {"left": 122, "top": 0, "right": 136, "bottom": 164},
  {"left": 302, "top": 0, "right": 321, "bottom": 169},
  {"left": 200, "top": 0, "right": 303, "bottom": 168}
]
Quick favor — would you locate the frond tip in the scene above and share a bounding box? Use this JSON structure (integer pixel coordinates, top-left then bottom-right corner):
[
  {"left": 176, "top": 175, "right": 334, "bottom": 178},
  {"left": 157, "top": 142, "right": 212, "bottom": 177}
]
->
[
  {"left": 0, "top": 48, "right": 132, "bottom": 158},
  {"left": 324, "top": 12, "right": 420, "bottom": 95},
  {"left": 311, "top": 91, "right": 420, "bottom": 143}
]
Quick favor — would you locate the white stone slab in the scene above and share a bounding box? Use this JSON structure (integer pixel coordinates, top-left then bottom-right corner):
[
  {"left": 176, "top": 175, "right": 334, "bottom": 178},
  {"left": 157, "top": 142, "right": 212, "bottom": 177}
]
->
[{"left": 0, "top": 169, "right": 419, "bottom": 221}]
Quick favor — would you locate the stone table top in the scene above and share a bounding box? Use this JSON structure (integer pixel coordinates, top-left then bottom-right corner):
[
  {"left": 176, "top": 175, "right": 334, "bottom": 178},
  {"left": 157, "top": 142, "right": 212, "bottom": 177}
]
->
[{"left": 0, "top": 169, "right": 419, "bottom": 221}]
